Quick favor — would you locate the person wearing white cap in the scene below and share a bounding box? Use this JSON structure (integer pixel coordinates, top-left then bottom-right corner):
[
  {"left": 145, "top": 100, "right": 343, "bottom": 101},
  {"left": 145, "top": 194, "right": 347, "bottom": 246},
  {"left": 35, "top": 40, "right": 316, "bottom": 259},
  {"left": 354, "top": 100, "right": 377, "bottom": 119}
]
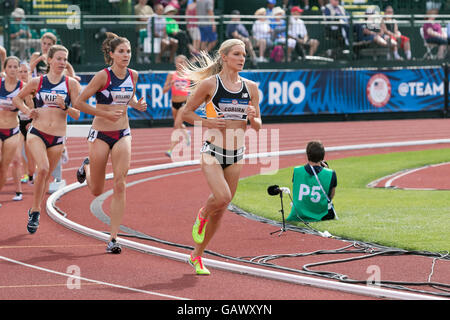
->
[
  {"left": 252, "top": 7, "right": 273, "bottom": 62},
  {"left": 147, "top": 3, "right": 178, "bottom": 63},
  {"left": 271, "top": 7, "right": 297, "bottom": 61},
  {"left": 9, "top": 8, "right": 40, "bottom": 60}
]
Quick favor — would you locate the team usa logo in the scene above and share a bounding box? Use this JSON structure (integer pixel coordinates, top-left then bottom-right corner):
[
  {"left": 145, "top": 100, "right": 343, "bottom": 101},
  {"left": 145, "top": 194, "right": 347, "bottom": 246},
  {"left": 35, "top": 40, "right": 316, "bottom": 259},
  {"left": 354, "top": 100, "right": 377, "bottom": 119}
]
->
[
  {"left": 232, "top": 99, "right": 238, "bottom": 105},
  {"left": 366, "top": 73, "right": 391, "bottom": 108}
]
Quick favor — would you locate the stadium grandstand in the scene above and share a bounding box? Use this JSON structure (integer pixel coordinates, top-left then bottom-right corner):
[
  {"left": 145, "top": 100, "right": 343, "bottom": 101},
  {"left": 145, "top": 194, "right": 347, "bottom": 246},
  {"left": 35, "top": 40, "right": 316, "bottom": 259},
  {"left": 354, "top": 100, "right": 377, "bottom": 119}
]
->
[{"left": 1, "top": 0, "right": 449, "bottom": 71}]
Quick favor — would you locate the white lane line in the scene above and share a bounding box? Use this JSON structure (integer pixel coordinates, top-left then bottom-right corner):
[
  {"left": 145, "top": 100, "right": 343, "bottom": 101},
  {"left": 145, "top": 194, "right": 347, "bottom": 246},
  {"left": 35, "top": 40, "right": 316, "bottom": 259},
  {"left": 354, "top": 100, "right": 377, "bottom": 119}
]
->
[
  {"left": 384, "top": 162, "right": 450, "bottom": 188},
  {"left": 0, "top": 255, "right": 189, "bottom": 300},
  {"left": 46, "top": 138, "right": 450, "bottom": 300},
  {"left": 384, "top": 167, "right": 425, "bottom": 188}
]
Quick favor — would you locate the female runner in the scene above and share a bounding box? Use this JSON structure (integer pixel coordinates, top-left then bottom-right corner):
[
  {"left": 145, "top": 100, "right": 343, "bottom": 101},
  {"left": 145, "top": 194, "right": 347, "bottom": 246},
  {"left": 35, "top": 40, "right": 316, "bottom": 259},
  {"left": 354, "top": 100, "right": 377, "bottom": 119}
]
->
[
  {"left": 13, "top": 45, "right": 81, "bottom": 234},
  {"left": 73, "top": 33, "right": 147, "bottom": 254},
  {"left": 16, "top": 61, "right": 35, "bottom": 185},
  {"left": 29, "top": 32, "right": 80, "bottom": 81},
  {"left": 10, "top": 61, "right": 33, "bottom": 200},
  {"left": 182, "top": 39, "right": 262, "bottom": 275},
  {"left": 162, "top": 54, "right": 191, "bottom": 158},
  {"left": 0, "top": 57, "right": 26, "bottom": 204}
]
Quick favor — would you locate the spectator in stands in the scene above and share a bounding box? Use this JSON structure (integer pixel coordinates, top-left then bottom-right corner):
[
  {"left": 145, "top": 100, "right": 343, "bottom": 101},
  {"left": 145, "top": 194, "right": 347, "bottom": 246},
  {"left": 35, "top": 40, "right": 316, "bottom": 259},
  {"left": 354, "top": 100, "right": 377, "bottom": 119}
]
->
[
  {"left": 226, "top": 10, "right": 258, "bottom": 65},
  {"left": 9, "top": 8, "right": 40, "bottom": 60},
  {"left": 135, "top": 0, "right": 154, "bottom": 30},
  {"left": 252, "top": 7, "right": 273, "bottom": 62},
  {"left": 135, "top": 0, "right": 154, "bottom": 64},
  {"left": 272, "top": 7, "right": 297, "bottom": 62},
  {"left": 153, "top": 0, "right": 171, "bottom": 6},
  {"left": 289, "top": 6, "right": 320, "bottom": 57},
  {"left": 381, "top": 6, "right": 412, "bottom": 60},
  {"left": 186, "top": 0, "right": 201, "bottom": 54},
  {"left": 266, "top": 0, "right": 276, "bottom": 16},
  {"left": 165, "top": 5, "right": 196, "bottom": 58},
  {"left": 301, "top": 0, "right": 328, "bottom": 11},
  {"left": 423, "top": 8, "right": 448, "bottom": 59},
  {"left": 281, "top": 0, "right": 295, "bottom": 12},
  {"left": 354, "top": 7, "right": 389, "bottom": 49},
  {"left": 196, "top": 0, "right": 217, "bottom": 53},
  {"left": 323, "top": 0, "right": 349, "bottom": 46},
  {"left": 148, "top": 3, "right": 178, "bottom": 63}
]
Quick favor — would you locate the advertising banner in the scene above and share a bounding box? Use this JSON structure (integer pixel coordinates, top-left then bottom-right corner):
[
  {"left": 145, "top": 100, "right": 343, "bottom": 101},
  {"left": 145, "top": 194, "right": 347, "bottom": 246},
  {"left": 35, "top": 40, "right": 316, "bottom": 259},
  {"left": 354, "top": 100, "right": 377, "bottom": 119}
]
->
[{"left": 75, "top": 67, "right": 446, "bottom": 122}]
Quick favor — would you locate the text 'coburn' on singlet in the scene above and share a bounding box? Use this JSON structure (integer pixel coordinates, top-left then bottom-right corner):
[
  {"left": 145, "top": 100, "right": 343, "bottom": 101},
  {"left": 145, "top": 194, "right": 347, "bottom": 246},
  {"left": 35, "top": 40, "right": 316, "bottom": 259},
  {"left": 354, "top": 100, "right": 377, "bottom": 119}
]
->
[
  {"left": 205, "top": 74, "right": 251, "bottom": 121},
  {"left": 34, "top": 75, "right": 71, "bottom": 109},
  {"left": 95, "top": 67, "right": 134, "bottom": 105},
  {"left": 0, "top": 79, "right": 22, "bottom": 112}
]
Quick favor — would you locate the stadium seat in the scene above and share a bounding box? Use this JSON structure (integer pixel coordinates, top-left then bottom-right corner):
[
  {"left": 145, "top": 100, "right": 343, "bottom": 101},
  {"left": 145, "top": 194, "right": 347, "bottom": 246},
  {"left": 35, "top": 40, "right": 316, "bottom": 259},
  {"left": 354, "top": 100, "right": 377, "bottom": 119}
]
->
[{"left": 420, "top": 26, "right": 438, "bottom": 60}]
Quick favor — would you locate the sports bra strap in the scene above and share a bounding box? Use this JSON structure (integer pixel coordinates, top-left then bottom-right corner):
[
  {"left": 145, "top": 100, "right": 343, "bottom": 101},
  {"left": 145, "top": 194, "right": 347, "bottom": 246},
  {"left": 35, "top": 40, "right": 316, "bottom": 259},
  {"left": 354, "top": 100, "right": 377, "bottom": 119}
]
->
[
  {"left": 128, "top": 68, "right": 134, "bottom": 84},
  {"left": 36, "top": 75, "right": 44, "bottom": 93},
  {"left": 99, "top": 68, "right": 111, "bottom": 92}
]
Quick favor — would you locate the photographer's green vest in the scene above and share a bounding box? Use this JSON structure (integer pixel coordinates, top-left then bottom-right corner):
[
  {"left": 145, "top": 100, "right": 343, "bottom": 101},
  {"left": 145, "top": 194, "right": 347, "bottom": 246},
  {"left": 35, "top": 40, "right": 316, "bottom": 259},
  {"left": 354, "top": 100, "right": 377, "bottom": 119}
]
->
[{"left": 287, "top": 165, "right": 333, "bottom": 222}]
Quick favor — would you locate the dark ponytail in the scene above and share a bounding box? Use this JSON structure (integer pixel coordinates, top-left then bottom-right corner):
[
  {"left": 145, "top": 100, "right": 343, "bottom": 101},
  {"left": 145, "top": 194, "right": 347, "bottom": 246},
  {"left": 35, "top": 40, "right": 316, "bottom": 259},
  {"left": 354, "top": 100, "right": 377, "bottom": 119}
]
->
[{"left": 101, "top": 32, "right": 130, "bottom": 65}]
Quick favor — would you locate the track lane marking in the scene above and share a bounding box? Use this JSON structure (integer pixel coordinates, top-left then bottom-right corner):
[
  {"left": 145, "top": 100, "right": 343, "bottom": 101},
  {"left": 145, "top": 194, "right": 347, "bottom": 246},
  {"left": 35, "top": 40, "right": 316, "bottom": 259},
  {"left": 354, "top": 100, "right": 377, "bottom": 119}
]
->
[{"left": 0, "top": 255, "right": 190, "bottom": 300}]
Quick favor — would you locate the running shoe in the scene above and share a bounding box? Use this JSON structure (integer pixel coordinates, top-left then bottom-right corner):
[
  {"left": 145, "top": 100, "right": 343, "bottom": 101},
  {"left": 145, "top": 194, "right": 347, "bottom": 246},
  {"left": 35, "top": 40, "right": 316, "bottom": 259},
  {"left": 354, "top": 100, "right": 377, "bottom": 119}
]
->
[
  {"left": 106, "top": 239, "right": 122, "bottom": 254},
  {"left": 20, "top": 174, "right": 29, "bottom": 183},
  {"left": 27, "top": 209, "right": 40, "bottom": 234},
  {"left": 165, "top": 150, "right": 172, "bottom": 158},
  {"left": 189, "top": 254, "right": 210, "bottom": 275},
  {"left": 13, "top": 192, "right": 23, "bottom": 201},
  {"left": 192, "top": 207, "right": 208, "bottom": 244},
  {"left": 76, "top": 157, "right": 89, "bottom": 183}
]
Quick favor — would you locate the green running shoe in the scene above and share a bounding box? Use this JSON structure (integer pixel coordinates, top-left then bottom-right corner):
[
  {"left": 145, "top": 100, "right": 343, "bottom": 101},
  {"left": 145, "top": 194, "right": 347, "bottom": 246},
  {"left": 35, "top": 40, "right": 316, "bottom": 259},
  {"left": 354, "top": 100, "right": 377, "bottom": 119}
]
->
[
  {"left": 192, "top": 208, "right": 208, "bottom": 244},
  {"left": 189, "top": 254, "right": 210, "bottom": 275}
]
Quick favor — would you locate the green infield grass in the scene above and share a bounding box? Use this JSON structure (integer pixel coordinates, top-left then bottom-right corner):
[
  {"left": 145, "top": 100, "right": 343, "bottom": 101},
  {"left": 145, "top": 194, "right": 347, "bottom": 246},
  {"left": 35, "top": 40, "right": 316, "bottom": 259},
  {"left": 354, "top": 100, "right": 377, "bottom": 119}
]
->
[{"left": 233, "top": 148, "right": 450, "bottom": 253}]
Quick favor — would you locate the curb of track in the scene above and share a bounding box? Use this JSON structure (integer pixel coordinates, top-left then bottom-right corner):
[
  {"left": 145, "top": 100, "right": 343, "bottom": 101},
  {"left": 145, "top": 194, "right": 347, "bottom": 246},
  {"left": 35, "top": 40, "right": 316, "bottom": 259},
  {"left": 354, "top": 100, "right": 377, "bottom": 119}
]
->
[{"left": 46, "top": 139, "right": 450, "bottom": 300}]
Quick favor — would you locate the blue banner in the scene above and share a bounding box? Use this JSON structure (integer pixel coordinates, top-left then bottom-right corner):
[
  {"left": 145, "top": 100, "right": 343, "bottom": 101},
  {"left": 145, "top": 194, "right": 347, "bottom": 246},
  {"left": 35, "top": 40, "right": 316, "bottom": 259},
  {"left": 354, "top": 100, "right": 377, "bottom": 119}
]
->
[{"left": 75, "top": 67, "right": 446, "bottom": 122}]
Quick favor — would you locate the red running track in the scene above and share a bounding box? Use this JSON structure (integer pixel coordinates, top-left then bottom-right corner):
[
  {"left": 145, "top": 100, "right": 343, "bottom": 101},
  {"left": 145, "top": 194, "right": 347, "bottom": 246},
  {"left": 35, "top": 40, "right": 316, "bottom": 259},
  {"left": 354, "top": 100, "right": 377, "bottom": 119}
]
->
[
  {"left": 1, "top": 119, "right": 450, "bottom": 302},
  {"left": 371, "top": 162, "right": 450, "bottom": 190}
]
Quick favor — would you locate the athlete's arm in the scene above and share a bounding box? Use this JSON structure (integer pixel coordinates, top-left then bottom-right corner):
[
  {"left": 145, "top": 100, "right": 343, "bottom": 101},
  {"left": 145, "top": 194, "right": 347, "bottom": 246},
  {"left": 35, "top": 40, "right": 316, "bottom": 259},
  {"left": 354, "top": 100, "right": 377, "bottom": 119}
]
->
[
  {"left": 29, "top": 52, "right": 43, "bottom": 74},
  {"left": 246, "top": 80, "right": 262, "bottom": 131},
  {"left": 162, "top": 72, "right": 173, "bottom": 94},
  {"left": 12, "top": 77, "right": 40, "bottom": 119},
  {"left": 182, "top": 77, "right": 226, "bottom": 129},
  {"left": 66, "top": 77, "right": 81, "bottom": 120},
  {"left": 128, "top": 69, "right": 147, "bottom": 111}
]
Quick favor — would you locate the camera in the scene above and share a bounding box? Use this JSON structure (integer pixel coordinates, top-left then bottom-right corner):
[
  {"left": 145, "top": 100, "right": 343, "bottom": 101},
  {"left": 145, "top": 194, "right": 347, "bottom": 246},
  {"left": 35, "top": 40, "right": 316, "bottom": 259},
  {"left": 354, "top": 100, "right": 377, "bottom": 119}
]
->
[
  {"left": 267, "top": 185, "right": 290, "bottom": 196},
  {"left": 320, "top": 160, "right": 329, "bottom": 168}
]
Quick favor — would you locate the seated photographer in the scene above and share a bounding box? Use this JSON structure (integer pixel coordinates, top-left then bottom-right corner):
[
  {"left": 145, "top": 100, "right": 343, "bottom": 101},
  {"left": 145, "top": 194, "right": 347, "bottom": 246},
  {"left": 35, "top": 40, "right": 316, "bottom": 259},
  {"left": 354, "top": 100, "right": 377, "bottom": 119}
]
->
[{"left": 287, "top": 141, "right": 337, "bottom": 222}]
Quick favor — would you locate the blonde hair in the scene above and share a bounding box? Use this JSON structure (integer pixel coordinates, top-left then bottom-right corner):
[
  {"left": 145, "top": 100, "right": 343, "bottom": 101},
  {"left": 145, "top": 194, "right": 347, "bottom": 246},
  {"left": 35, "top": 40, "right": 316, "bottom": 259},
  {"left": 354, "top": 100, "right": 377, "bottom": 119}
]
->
[
  {"left": 41, "top": 32, "right": 57, "bottom": 45},
  {"left": 181, "top": 39, "right": 245, "bottom": 92},
  {"left": 255, "top": 7, "right": 266, "bottom": 16}
]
